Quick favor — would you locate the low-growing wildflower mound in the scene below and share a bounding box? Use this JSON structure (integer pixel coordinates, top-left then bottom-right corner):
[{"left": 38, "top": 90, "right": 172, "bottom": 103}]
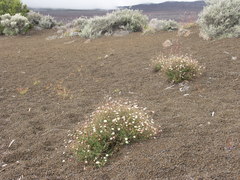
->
[
  {"left": 72, "top": 100, "right": 159, "bottom": 167},
  {"left": 153, "top": 55, "right": 204, "bottom": 83}
]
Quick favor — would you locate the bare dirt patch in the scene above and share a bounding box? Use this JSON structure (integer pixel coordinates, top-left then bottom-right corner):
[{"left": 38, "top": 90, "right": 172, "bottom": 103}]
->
[{"left": 0, "top": 28, "right": 240, "bottom": 179}]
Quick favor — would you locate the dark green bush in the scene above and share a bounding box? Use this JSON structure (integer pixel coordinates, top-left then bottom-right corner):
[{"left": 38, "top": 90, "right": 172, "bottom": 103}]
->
[{"left": 0, "top": 0, "right": 29, "bottom": 16}]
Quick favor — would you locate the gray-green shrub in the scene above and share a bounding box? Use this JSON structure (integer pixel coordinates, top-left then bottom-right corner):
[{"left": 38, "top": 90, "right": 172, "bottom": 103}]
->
[
  {"left": 80, "top": 9, "right": 148, "bottom": 38},
  {"left": 71, "top": 17, "right": 88, "bottom": 31},
  {"left": 0, "top": 13, "right": 30, "bottom": 35},
  {"left": 27, "top": 11, "right": 57, "bottom": 29},
  {"left": 27, "top": 11, "right": 42, "bottom": 26},
  {"left": 148, "top": 19, "right": 179, "bottom": 31},
  {"left": 198, "top": 0, "right": 240, "bottom": 39},
  {"left": 38, "top": 15, "right": 57, "bottom": 29}
]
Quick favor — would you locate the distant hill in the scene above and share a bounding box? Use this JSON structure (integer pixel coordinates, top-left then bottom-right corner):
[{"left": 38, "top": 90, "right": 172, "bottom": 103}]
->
[
  {"left": 32, "top": 1, "right": 206, "bottom": 22},
  {"left": 120, "top": 1, "right": 205, "bottom": 12},
  {"left": 120, "top": 1, "right": 206, "bottom": 21}
]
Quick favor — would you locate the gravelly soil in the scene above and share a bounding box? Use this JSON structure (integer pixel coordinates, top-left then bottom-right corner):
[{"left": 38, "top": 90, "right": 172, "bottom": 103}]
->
[{"left": 0, "top": 28, "right": 240, "bottom": 180}]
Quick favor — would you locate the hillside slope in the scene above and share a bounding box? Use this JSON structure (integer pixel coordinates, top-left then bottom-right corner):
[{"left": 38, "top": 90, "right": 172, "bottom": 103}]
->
[{"left": 0, "top": 28, "right": 239, "bottom": 179}]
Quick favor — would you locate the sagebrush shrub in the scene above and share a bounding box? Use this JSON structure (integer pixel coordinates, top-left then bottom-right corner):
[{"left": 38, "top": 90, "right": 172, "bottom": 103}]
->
[
  {"left": 81, "top": 15, "right": 111, "bottom": 38},
  {"left": 0, "top": 13, "right": 30, "bottom": 35},
  {"left": 147, "top": 19, "right": 179, "bottom": 32},
  {"left": 153, "top": 55, "right": 204, "bottom": 83},
  {"left": 198, "top": 0, "right": 240, "bottom": 39},
  {"left": 27, "top": 11, "right": 42, "bottom": 26},
  {"left": 80, "top": 9, "right": 148, "bottom": 38},
  {"left": 39, "top": 15, "right": 57, "bottom": 29},
  {"left": 71, "top": 17, "right": 88, "bottom": 31},
  {"left": 27, "top": 11, "right": 58, "bottom": 29},
  {"left": 72, "top": 100, "right": 159, "bottom": 167}
]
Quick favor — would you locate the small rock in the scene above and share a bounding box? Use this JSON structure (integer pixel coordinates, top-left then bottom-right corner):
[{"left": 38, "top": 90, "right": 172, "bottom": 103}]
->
[
  {"left": 69, "top": 32, "right": 79, "bottom": 37},
  {"left": 57, "top": 29, "right": 64, "bottom": 34},
  {"left": 179, "top": 83, "right": 190, "bottom": 92},
  {"left": 232, "top": 56, "right": 237, "bottom": 60},
  {"left": 84, "top": 39, "right": 91, "bottom": 44},
  {"left": 211, "top": 112, "right": 215, "bottom": 117},
  {"left": 113, "top": 30, "right": 130, "bottom": 37},
  {"left": 178, "top": 28, "right": 191, "bottom": 37},
  {"left": 34, "top": 26, "right": 43, "bottom": 31},
  {"left": 64, "top": 40, "right": 75, "bottom": 45},
  {"left": 8, "top": 139, "right": 15, "bottom": 148},
  {"left": 162, "top": 40, "right": 173, "bottom": 48},
  {"left": 46, "top": 35, "right": 58, "bottom": 41}
]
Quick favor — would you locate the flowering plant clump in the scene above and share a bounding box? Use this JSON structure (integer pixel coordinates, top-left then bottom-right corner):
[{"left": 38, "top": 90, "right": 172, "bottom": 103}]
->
[
  {"left": 153, "top": 55, "right": 204, "bottom": 83},
  {"left": 72, "top": 100, "right": 160, "bottom": 167},
  {"left": 0, "top": 13, "right": 30, "bottom": 35}
]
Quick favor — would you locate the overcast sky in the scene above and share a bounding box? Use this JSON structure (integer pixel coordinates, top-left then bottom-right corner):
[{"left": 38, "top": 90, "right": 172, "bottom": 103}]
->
[{"left": 21, "top": 0, "right": 195, "bottom": 9}]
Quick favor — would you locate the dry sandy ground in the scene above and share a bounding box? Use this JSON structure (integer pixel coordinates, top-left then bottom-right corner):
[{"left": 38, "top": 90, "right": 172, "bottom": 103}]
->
[{"left": 0, "top": 28, "right": 240, "bottom": 180}]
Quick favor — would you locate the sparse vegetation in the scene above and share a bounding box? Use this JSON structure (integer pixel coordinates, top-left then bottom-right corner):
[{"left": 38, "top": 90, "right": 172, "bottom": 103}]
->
[
  {"left": 198, "top": 0, "right": 240, "bottom": 40},
  {"left": 72, "top": 100, "right": 159, "bottom": 167},
  {"left": 16, "top": 87, "right": 29, "bottom": 95},
  {"left": 153, "top": 55, "right": 204, "bottom": 83}
]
